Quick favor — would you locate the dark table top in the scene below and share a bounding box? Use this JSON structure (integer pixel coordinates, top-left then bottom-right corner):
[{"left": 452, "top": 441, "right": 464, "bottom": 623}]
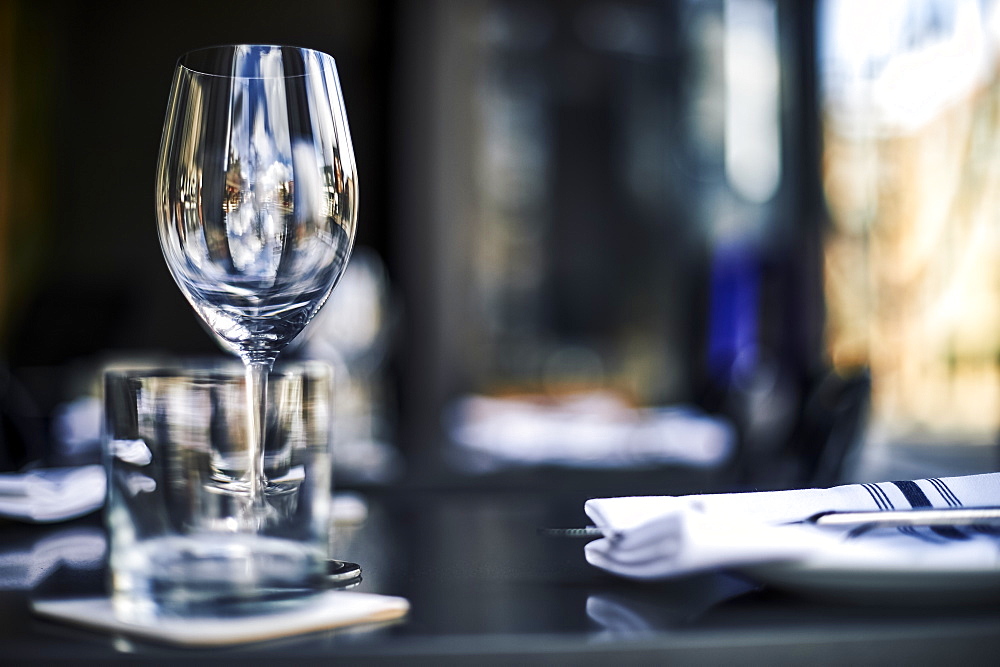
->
[{"left": 3, "top": 473, "right": 1000, "bottom": 665}]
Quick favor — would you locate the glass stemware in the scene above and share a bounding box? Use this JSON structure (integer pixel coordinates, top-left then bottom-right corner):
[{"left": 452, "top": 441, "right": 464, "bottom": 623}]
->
[{"left": 155, "top": 45, "right": 357, "bottom": 514}]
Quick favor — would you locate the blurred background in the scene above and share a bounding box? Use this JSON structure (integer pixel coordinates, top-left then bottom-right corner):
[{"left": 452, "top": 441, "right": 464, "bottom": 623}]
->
[{"left": 1, "top": 0, "right": 999, "bottom": 491}]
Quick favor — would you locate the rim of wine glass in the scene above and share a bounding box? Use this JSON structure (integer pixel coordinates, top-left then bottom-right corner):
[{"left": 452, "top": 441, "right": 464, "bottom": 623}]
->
[{"left": 177, "top": 44, "right": 337, "bottom": 79}]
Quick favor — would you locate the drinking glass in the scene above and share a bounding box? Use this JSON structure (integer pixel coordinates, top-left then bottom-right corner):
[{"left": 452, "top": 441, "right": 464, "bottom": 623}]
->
[
  {"left": 155, "top": 45, "right": 357, "bottom": 512},
  {"left": 104, "top": 364, "right": 334, "bottom": 617}
]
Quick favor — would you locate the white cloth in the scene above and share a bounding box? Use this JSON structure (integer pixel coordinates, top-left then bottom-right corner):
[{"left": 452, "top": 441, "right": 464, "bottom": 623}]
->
[
  {"left": 584, "top": 473, "right": 1000, "bottom": 579},
  {"left": 449, "top": 392, "right": 734, "bottom": 470},
  {"left": 0, "top": 465, "right": 106, "bottom": 523}
]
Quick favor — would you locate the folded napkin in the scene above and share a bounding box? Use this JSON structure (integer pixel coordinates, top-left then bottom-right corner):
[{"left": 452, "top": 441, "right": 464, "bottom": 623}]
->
[
  {"left": 585, "top": 473, "right": 1000, "bottom": 580},
  {"left": 0, "top": 465, "right": 106, "bottom": 523},
  {"left": 449, "top": 392, "right": 734, "bottom": 470}
]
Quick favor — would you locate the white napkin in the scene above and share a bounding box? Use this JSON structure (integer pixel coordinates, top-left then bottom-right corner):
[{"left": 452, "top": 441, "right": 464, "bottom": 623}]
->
[
  {"left": 585, "top": 473, "right": 1000, "bottom": 579},
  {"left": 0, "top": 465, "right": 106, "bottom": 523},
  {"left": 449, "top": 392, "right": 734, "bottom": 470}
]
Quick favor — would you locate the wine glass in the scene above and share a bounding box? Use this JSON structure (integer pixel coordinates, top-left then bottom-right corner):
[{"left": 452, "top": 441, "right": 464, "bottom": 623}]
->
[{"left": 155, "top": 45, "right": 357, "bottom": 512}]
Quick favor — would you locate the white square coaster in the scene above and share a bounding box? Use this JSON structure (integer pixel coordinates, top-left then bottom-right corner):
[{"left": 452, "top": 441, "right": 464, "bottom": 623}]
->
[{"left": 32, "top": 591, "right": 410, "bottom": 647}]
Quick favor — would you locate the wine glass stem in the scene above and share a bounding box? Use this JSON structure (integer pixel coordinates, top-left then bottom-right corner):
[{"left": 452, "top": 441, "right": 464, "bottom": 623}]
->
[{"left": 246, "top": 359, "right": 273, "bottom": 508}]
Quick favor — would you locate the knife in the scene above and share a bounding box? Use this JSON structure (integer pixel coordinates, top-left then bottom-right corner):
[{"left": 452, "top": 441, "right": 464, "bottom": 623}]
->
[
  {"left": 540, "top": 506, "right": 1000, "bottom": 539},
  {"left": 802, "top": 506, "right": 1000, "bottom": 528}
]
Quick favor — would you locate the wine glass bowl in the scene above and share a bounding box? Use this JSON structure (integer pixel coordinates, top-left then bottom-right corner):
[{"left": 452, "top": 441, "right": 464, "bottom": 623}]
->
[{"left": 156, "top": 45, "right": 357, "bottom": 366}]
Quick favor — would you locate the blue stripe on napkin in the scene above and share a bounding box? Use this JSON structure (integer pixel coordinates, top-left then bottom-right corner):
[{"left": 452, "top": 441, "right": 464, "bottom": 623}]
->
[
  {"left": 928, "top": 477, "right": 962, "bottom": 507},
  {"left": 892, "top": 480, "right": 968, "bottom": 541}
]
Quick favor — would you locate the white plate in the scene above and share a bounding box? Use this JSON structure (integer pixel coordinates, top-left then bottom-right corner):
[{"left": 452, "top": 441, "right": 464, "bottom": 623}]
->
[{"left": 742, "top": 560, "right": 1000, "bottom": 605}]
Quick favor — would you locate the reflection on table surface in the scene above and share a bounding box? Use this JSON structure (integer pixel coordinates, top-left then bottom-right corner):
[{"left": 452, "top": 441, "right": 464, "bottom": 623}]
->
[{"left": 3, "top": 469, "right": 1000, "bottom": 664}]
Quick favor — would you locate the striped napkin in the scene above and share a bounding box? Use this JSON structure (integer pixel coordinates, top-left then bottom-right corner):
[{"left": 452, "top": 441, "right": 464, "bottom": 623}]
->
[{"left": 584, "top": 473, "right": 1000, "bottom": 580}]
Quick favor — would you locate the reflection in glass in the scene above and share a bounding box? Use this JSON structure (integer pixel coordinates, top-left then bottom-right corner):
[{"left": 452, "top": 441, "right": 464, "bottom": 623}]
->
[{"left": 157, "top": 46, "right": 357, "bottom": 364}]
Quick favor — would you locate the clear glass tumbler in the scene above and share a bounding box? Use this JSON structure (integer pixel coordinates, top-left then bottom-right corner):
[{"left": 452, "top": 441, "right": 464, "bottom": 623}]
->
[{"left": 103, "top": 362, "right": 333, "bottom": 619}]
